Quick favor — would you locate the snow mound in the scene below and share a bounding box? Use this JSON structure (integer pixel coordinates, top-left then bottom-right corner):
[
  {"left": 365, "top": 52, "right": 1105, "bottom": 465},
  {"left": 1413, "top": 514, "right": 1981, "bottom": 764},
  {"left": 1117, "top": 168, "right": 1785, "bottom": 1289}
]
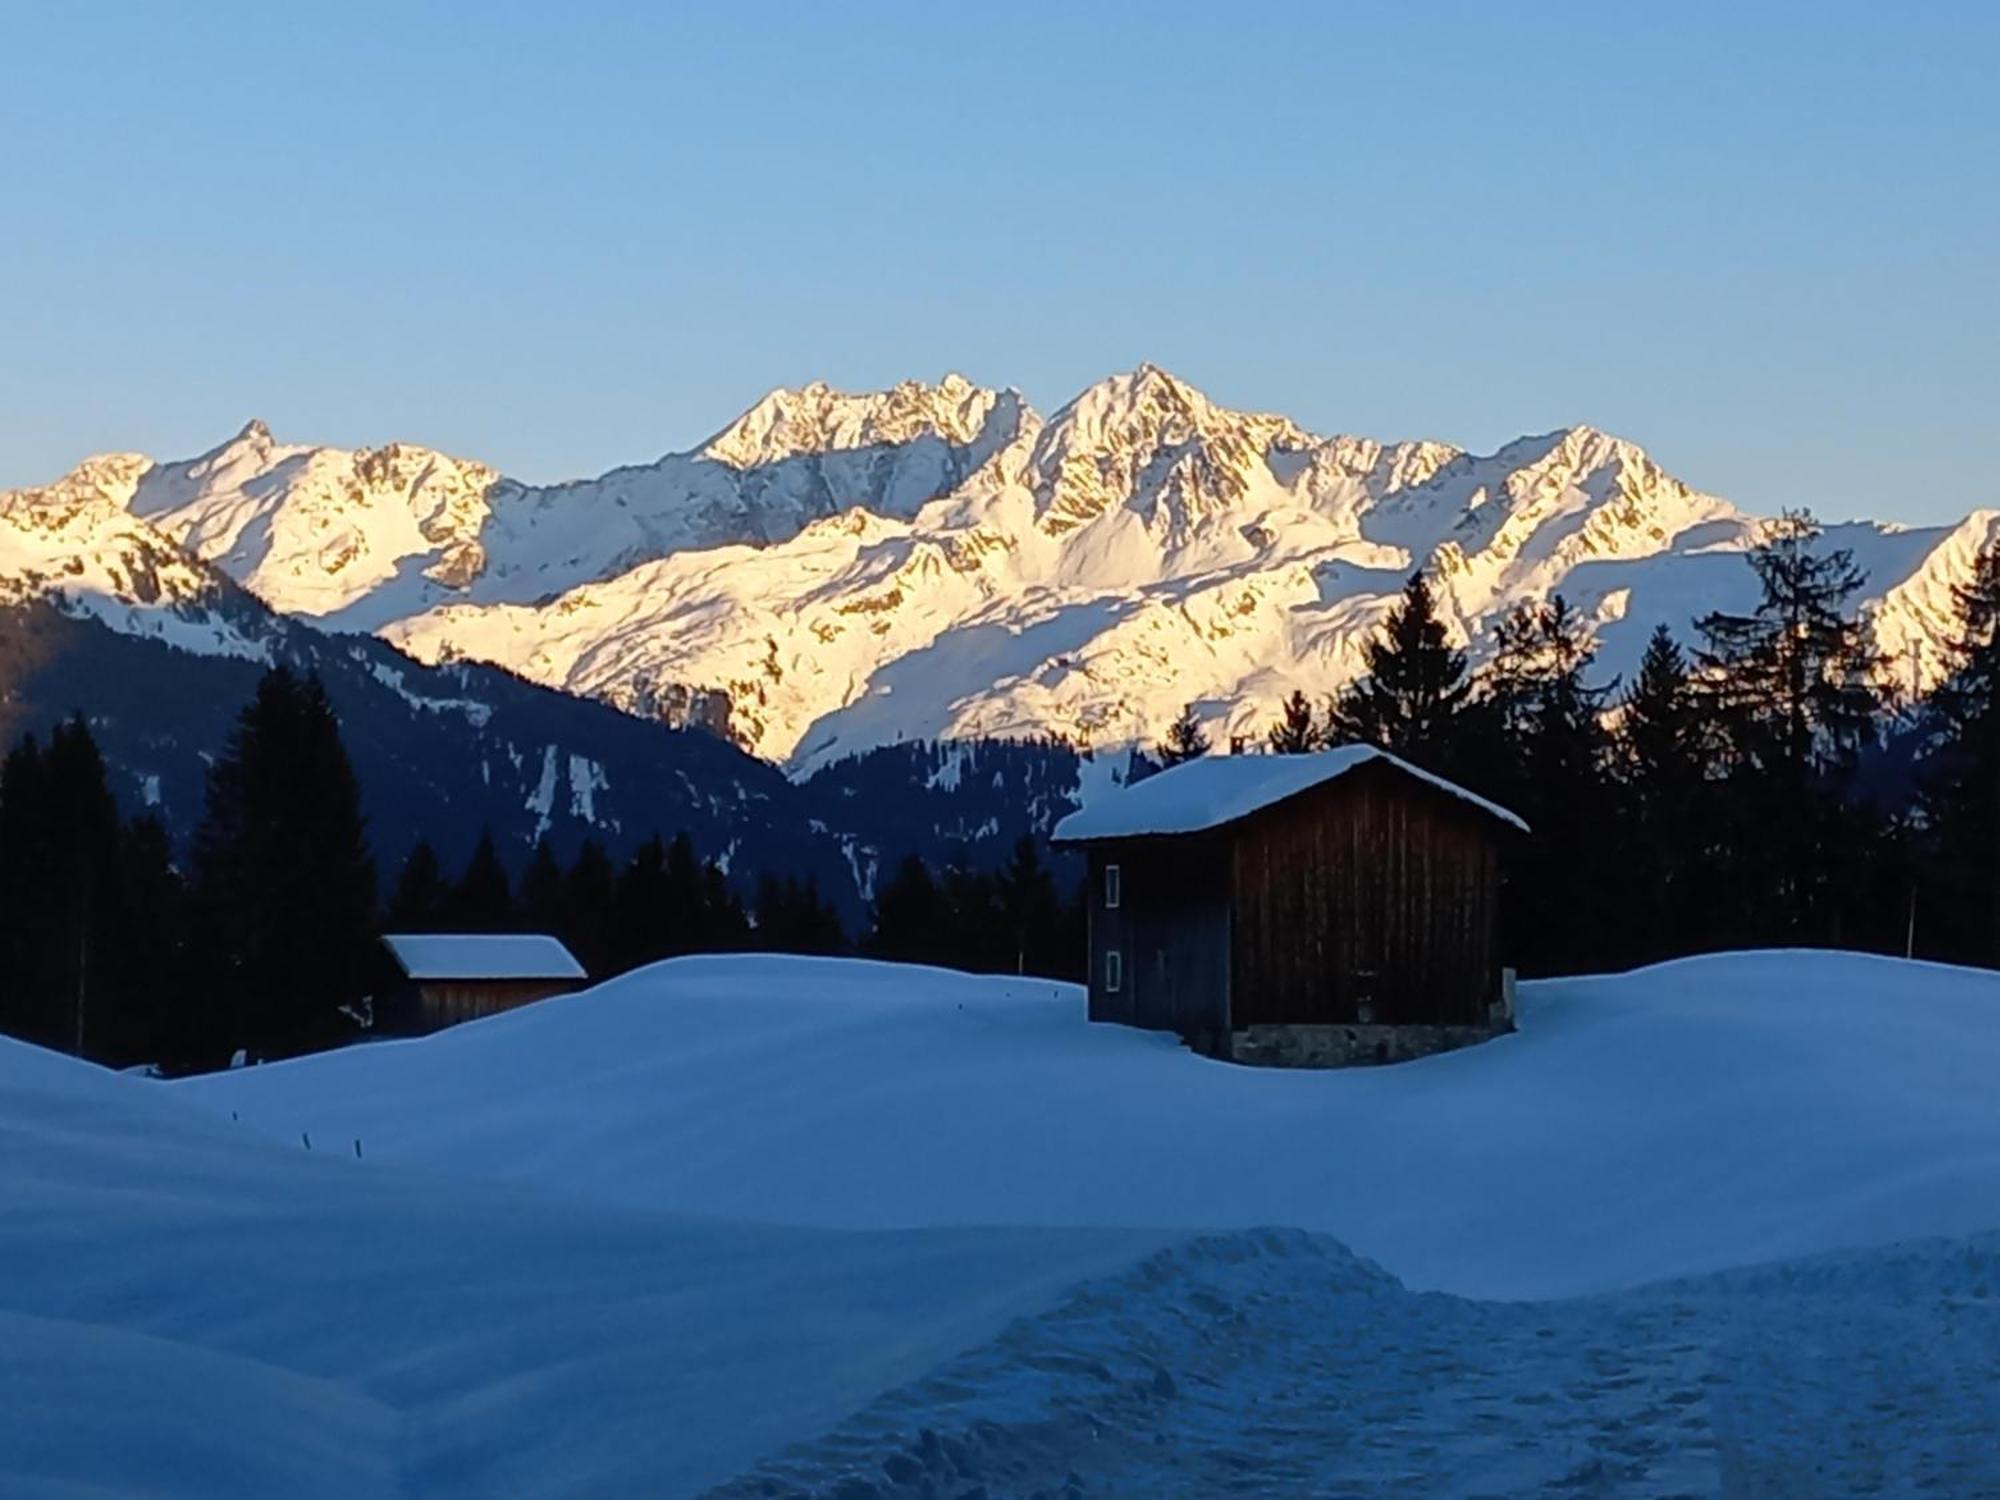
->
[
  {"left": 180, "top": 949, "right": 2000, "bottom": 1299},
  {"left": 0, "top": 1033, "right": 1168, "bottom": 1497}
]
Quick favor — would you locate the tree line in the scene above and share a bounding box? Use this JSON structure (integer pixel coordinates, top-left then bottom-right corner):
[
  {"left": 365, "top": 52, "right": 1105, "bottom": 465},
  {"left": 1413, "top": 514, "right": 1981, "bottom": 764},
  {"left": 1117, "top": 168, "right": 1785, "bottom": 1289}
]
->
[
  {"left": 0, "top": 668, "right": 1088, "bottom": 1072},
  {"left": 1156, "top": 511, "right": 2000, "bottom": 976}
]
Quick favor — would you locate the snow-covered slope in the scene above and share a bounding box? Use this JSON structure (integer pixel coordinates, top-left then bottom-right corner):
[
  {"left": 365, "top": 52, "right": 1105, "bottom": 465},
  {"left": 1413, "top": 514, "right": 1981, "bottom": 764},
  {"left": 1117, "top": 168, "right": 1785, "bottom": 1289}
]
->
[
  {"left": 21, "top": 951, "right": 2000, "bottom": 1495},
  {"left": 180, "top": 949, "right": 2000, "bottom": 1300},
  {"left": 0, "top": 1031, "right": 1168, "bottom": 1497},
  {"left": 0, "top": 451, "right": 277, "bottom": 658},
  {"left": 90, "top": 375, "right": 1030, "bottom": 634},
  {"left": 17, "top": 368, "right": 1996, "bottom": 769}
]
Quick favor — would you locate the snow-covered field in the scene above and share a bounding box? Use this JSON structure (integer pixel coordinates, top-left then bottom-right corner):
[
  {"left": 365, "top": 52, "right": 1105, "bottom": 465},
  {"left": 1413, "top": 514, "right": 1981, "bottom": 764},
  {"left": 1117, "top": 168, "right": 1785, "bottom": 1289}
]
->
[
  {"left": 5, "top": 950, "right": 2000, "bottom": 1496},
  {"left": 179, "top": 950, "right": 2000, "bottom": 1298}
]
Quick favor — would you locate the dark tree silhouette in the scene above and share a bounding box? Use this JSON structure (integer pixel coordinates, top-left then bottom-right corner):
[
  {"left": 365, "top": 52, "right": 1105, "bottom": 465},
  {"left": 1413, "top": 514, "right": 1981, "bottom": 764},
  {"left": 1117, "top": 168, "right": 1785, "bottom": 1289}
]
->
[
  {"left": 1696, "top": 511, "right": 1884, "bottom": 941},
  {"left": 386, "top": 839, "right": 450, "bottom": 930},
  {"left": 868, "top": 853, "right": 951, "bottom": 967},
  {"left": 1327, "top": 571, "right": 1471, "bottom": 771},
  {"left": 1159, "top": 702, "right": 1211, "bottom": 766},
  {"left": 1612, "top": 626, "right": 1717, "bottom": 961},
  {"left": 193, "top": 668, "right": 376, "bottom": 1059},
  {"left": 1266, "top": 689, "right": 1320, "bottom": 754},
  {"left": 1916, "top": 539, "right": 2000, "bottom": 962},
  {"left": 448, "top": 828, "right": 516, "bottom": 933}
]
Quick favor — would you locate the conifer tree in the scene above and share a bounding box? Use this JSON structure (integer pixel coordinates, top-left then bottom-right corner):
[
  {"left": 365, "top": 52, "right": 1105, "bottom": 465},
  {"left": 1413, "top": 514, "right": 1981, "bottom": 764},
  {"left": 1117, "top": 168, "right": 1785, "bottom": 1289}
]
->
[
  {"left": 612, "top": 834, "right": 671, "bottom": 970},
  {"left": 1695, "top": 511, "right": 1883, "bottom": 940},
  {"left": 560, "top": 838, "right": 616, "bottom": 976},
  {"left": 519, "top": 837, "right": 566, "bottom": 936},
  {"left": 1266, "top": 689, "right": 1320, "bottom": 754},
  {"left": 1327, "top": 570, "right": 1472, "bottom": 771},
  {"left": 0, "top": 721, "right": 122, "bottom": 1051},
  {"left": 1159, "top": 702, "right": 1211, "bottom": 766},
  {"left": 102, "top": 814, "right": 188, "bottom": 1068},
  {"left": 0, "top": 732, "right": 54, "bottom": 1045},
  {"left": 754, "top": 873, "right": 845, "bottom": 954},
  {"left": 1917, "top": 539, "right": 2000, "bottom": 963},
  {"left": 1476, "top": 597, "right": 1617, "bottom": 972},
  {"left": 941, "top": 862, "right": 1008, "bottom": 970},
  {"left": 386, "top": 839, "right": 450, "bottom": 930},
  {"left": 663, "top": 832, "right": 705, "bottom": 953},
  {"left": 1619, "top": 627, "right": 1706, "bottom": 794},
  {"left": 449, "top": 828, "right": 515, "bottom": 933},
  {"left": 1612, "top": 626, "right": 1716, "bottom": 959},
  {"left": 699, "top": 860, "right": 750, "bottom": 951},
  {"left": 868, "top": 853, "right": 950, "bottom": 966},
  {"left": 41, "top": 718, "right": 122, "bottom": 1055},
  {"left": 193, "top": 668, "right": 376, "bottom": 1058},
  {"left": 997, "top": 835, "right": 1062, "bottom": 976}
]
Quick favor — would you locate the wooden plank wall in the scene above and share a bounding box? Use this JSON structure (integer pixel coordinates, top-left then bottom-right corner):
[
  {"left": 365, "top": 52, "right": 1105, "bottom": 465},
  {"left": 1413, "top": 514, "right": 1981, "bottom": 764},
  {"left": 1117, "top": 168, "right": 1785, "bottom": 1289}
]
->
[
  {"left": 1229, "top": 762, "right": 1500, "bottom": 1026},
  {"left": 1087, "top": 839, "right": 1231, "bottom": 1037},
  {"left": 416, "top": 978, "right": 579, "bottom": 1031}
]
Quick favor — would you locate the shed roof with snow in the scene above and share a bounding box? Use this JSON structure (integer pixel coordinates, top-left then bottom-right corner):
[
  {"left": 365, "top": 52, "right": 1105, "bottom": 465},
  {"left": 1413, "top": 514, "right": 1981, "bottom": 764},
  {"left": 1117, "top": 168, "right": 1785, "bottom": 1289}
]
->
[
  {"left": 1051, "top": 744, "right": 1527, "bottom": 845},
  {"left": 382, "top": 933, "right": 587, "bottom": 983}
]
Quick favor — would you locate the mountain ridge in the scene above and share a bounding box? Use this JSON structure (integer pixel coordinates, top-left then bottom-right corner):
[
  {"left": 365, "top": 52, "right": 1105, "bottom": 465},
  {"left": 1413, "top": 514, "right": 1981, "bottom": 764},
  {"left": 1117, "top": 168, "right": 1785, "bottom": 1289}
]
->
[{"left": 7, "top": 367, "right": 1993, "bottom": 772}]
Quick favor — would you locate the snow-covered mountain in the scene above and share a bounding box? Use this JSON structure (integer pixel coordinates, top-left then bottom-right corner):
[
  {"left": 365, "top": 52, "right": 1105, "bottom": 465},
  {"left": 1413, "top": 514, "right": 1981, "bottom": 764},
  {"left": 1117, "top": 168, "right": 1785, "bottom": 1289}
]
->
[{"left": 11, "top": 367, "right": 1998, "bottom": 772}]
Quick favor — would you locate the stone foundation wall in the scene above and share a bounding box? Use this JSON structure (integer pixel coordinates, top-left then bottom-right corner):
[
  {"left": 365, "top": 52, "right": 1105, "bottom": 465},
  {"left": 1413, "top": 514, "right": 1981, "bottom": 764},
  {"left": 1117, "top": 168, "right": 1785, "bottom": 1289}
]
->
[{"left": 1225, "top": 1021, "right": 1509, "bottom": 1069}]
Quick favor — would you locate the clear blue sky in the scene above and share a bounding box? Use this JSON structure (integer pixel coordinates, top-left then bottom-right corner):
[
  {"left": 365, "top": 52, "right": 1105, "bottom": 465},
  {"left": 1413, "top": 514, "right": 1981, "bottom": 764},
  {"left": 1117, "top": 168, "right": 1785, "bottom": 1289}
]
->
[{"left": 2, "top": 1, "right": 1994, "bottom": 522}]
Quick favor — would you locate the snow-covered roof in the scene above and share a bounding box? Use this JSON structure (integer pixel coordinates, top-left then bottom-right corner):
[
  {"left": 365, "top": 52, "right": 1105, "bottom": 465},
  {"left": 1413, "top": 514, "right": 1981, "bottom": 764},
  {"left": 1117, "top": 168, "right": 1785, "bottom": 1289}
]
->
[
  {"left": 1051, "top": 745, "right": 1529, "bottom": 843},
  {"left": 382, "top": 933, "right": 587, "bottom": 982}
]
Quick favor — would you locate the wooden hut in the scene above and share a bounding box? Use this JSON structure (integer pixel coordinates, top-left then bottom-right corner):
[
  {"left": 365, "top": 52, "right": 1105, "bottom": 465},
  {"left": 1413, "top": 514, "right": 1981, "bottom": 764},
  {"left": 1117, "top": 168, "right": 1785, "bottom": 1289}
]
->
[
  {"left": 375, "top": 933, "right": 587, "bottom": 1035},
  {"left": 1051, "top": 746, "right": 1526, "bottom": 1066}
]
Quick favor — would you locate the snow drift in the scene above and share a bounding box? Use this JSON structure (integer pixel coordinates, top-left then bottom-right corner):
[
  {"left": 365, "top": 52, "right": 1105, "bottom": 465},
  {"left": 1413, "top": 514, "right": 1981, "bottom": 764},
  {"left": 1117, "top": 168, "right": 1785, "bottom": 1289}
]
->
[
  {"left": 181, "top": 949, "right": 2000, "bottom": 1300},
  {"left": 12, "top": 949, "right": 2000, "bottom": 1495},
  {"left": 0, "top": 1032, "right": 1168, "bottom": 1497}
]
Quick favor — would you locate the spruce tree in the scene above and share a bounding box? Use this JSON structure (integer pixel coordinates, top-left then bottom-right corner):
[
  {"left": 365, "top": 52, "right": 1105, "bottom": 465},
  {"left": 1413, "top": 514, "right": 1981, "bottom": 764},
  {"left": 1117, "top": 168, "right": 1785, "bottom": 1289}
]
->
[
  {"left": 663, "top": 832, "right": 704, "bottom": 953},
  {"left": 561, "top": 839, "right": 616, "bottom": 976},
  {"left": 386, "top": 840, "right": 450, "bottom": 930},
  {"left": 755, "top": 873, "right": 845, "bottom": 955},
  {"left": 612, "top": 834, "right": 671, "bottom": 970},
  {"left": 1695, "top": 511, "right": 1883, "bottom": 941},
  {"left": 1917, "top": 539, "right": 2000, "bottom": 963},
  {"left": 1327, "top": 570, "right": 1472, "bottom": 771},
  {"left": 1612, "top": 626, "right": 1716, "bottom": 960},
  {"left": 0, "top": 721, "right": 122, "bottom": 1051},
  {"left": 698, "top": 860, "right": 750, "bottom": 951},
  {"left": 102, "top": 815, "right": 188, "bottom": 1068},
  {"left": 449, "top": 828, "right": 516, "bottom": 933},
  {"left": 519, "top": 837, "right": 566, "bottom": 936},
  {"left": 44, "top": 718, "right": 123, "bottom": 1054},
  {"left": 1476, "top": 597, "right": 1617, "bottom": 973},
  {"left": 193, "top": 668, "right": 376, "bottom": 1058},
  {"left": 941, "top": 863, "right": 1007, "bottom": 970},
  {"left": 868, "top": 853, "right": 950, "bottom": 966},
  {"left": 998, "top": 836, "right": 1062, "bottom": 976},
  {"left": 0, "top": 733, "right": 54, "bottom": 1045},
  {"left": 1159, "top": 702, "right": 1211, "bottom": 766},
  {"left": 1266, "top": 689, "right": 1320, "bottom": 754}
]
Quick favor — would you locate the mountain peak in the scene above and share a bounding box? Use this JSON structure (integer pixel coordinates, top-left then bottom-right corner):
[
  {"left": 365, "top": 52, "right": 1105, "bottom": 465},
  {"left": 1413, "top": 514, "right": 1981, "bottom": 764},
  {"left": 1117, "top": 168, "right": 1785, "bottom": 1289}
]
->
[{"left": 698, "top": 376, "right": 1012, "bottom": 470}]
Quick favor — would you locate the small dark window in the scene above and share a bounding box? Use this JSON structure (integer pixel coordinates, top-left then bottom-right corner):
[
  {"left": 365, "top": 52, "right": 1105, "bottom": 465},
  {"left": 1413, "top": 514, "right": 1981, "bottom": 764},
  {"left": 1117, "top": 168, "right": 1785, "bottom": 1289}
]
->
[
  {"left": 1105, "top": 948, "right": 1123, "bottom": 993},
  {"left": 1104, "top": 863, "right": 1122, "bottom": 910}
]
